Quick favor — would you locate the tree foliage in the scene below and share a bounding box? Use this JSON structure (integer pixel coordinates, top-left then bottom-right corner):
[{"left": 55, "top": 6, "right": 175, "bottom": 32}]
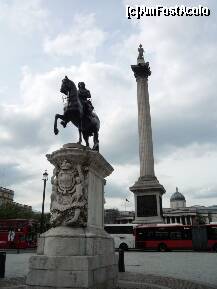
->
[
  {"left": 0, "top": 202, "right": 50, "bottom": 221},
  {"left": 104, "top": 208, "right": 120, "bottom": 224},
  {"left": 0, "top": 202, "right": 38, "bottom": 219},
  {"left": 195, "top": 213, "right": 207, "bottom": 225},
  {"left": 0, "top": 202, "right": 52, "bottom": 232}
]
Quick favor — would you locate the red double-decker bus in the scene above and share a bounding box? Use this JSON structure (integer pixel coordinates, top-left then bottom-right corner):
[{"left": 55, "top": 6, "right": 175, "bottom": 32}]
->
[
  {"left": 134, "top": 223, "right": 217, "bottom": 252},
  {"left": 203, "top": 224, "right": 217, "bottom": 252},
  {"left": 0, "top": 219, "right": 38, "bottom": 249}
]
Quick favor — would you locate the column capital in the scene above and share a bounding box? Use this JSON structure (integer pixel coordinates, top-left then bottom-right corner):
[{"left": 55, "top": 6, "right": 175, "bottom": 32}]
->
[{"left": 131, "top": 62, "right": 151, "bottom": 79}]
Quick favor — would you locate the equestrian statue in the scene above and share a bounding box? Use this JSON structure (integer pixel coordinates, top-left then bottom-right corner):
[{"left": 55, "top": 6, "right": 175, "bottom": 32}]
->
[{"left": 54, "top": 76, "right": 100, "bottom": 151}]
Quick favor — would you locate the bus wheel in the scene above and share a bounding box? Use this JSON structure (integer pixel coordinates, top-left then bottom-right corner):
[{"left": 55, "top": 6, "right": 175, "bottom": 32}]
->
[
  {"left": 158, "top": 243, "right": 167, "bottom": 252},
  {"left": 213, "top": 244, "right": 217, "bottom": 252},
  {"left": 119, "top": 243, "right": 128, "bottom": 251}
]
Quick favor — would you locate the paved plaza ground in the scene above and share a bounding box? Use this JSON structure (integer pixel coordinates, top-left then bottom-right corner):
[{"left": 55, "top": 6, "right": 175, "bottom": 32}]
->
[
  {"left": 1, "top": 250, "right": 217, "bottom": 288},
  {"left": 125, "top": 251, "right": 217, "bottom": 287}
]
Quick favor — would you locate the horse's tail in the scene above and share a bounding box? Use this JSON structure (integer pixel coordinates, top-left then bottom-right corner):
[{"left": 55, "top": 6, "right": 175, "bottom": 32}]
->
[{"left": 92, "top": 113, "right": 100, "bottom": 130}]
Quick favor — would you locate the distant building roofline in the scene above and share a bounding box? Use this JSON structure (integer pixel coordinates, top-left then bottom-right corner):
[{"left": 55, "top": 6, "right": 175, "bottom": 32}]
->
[{"left": 0, "top": 186, "right": 14, "bottom": 193}]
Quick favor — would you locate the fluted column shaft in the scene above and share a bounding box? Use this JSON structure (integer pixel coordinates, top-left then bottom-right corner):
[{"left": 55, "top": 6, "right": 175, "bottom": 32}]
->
[{"left": 136, "top": 76, "right": 155, "bottom": 177}]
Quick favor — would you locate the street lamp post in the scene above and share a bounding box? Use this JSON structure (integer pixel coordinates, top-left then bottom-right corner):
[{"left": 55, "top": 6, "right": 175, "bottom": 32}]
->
[{"left": 40, "top": 170, "right": 48, "bottom": 234}]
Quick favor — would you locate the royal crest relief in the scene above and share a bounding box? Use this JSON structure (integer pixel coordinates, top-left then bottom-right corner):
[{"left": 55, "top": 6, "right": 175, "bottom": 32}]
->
[
  {"left": 50, "top": 159, "right": 88, "bottom": 227},
  {"left": 57, "top": 160, "right": 76, "bottom": 195}
]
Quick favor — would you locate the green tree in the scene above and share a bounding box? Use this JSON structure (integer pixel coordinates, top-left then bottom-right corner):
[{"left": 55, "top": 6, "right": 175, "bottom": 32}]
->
[
  {"left": 195, "top": 213, "right": 207, "bottom": 225},
  {"left": 104, "top": 208, "right": 120, "bottom": 224},
  {"left": 0, "top": 202, "right": 51, "bottom": 232},
  {"left": 0, "top": 202, "right": 35, "bottom": 219}
]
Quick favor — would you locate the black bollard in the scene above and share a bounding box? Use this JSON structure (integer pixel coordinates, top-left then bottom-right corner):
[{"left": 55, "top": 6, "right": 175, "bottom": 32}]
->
[
  {"left": 0, "top": 251, "right": 6, "bottom": 278},
  {"left": 118, "top": 248, "right": 125, "bottom": 272}
]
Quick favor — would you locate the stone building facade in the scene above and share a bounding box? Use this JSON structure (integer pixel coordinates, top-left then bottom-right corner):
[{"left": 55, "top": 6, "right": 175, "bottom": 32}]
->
[
  {"left": 0, "top": 186, "right": 14, "bottom": 205},
  {"left": 163, "top": 188, "right": 217, "bottom": 225},
  {"left": 170, "top": 187, "right": 186, "bottom": 209},
  {"left": 0, "top": 186, "right": 32, "bottom": 210},
  {"left": 105, "top": 188, "right": 217, "bottom": 225},
  {"left": 163, "top": 187, "right": 195, "bottom": 225}
]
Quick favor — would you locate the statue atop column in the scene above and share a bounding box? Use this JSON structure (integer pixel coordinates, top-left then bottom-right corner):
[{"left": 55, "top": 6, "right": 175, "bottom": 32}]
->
[
  {"left": 137, "top": 44, "right": 145, "bottom": 65},
  {"left": 137, "top": 44, "right": 144, "bottom": 61},
  {"left": 132, "top": 45, "right": 151, "bottom": 77}
]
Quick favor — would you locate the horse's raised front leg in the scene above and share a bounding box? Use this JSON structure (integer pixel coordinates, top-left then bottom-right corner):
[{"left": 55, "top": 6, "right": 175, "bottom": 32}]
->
[{"left": 54, "top": 114, "right": 65, "bottom": 135}]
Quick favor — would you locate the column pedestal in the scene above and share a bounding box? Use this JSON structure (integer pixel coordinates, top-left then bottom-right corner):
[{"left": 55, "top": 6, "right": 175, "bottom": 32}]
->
[
  {"left": 26, "top": 144, "right": 118, "bottom": 289},
  {"left": 130, "top": 176, "right": 165, "bottom": 224}
]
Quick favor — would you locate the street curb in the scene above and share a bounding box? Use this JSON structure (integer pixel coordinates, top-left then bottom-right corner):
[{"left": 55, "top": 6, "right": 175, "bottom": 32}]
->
[
  {"left": 1, "top": 272, "right": 216, "bottom": 289},
  {"left": 118, "top": 272, "right": 217, "bottom": 289}
]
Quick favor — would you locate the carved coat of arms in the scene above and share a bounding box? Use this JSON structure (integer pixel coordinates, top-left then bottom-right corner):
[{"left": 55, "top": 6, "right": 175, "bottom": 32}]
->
[
  {"left": 58, "top": 161, "right": 75, "bottom": 195},
  {"left": 50, "top": 160, "right": 88, "bottom": 227}
]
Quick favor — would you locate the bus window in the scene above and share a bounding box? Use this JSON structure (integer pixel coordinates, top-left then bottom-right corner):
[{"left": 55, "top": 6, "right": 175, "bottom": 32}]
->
[
  {"left": 137, "top": 228, "right": 169, "bottom": 240},
  {"left": 136, "top": 228, "right": 154, "bottom": 240},
  {"left": 207, "top": 226, "right": 217, "bottom": 240},
  {"left": 19, "top": 235, "right": 25, "bottom": 241},
  {"left": 182, "top": 228, "right": 192, "bottom": 240},
  {"left": 105, "top": 225, "right": 133, "bottom": 234},
  {"left": 170, "top": 231, "right": 182, "bottom": 240},
  {"left": 155, "top": 230, "right": 169, "bottom": 240},
  {"left": 104, "top": 224, "right": 135, "bottom": 250}
]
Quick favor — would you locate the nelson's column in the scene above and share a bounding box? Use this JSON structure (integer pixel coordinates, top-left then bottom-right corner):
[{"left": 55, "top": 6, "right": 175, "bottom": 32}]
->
[{"left": 130, "top": 45, "right": 165, "bottom": 224}]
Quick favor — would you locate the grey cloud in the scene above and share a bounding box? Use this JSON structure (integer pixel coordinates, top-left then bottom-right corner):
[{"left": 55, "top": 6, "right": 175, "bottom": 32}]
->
[
  {"left": 105, "top": 182, "right": 128, "bottom": 199},
  {"left": 0, "top": 105, "right": 79, "bottom": 153},
  {"left": 100, "top": 112, "right": 139, "bottom": 165},
  {"left": 191, "top": 190, "right": 217, "bottom": 200},
  {"left": 0, "top": 163, "right": 33, "bottom": 187},
  {"left": 153, "top": 113, "right": 217, "bottom": 159}
]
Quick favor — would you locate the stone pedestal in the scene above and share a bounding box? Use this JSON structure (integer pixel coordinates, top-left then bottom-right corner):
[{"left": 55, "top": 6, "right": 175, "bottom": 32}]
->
[
  {"left": 130, "top": 176, "right": 165, "bottom": 224},
  {"left": 26, "top": 144, "right": 118, "bottom": 289},
  {"left": 130, "top": 50, "right": 165, "bottom": 224}
]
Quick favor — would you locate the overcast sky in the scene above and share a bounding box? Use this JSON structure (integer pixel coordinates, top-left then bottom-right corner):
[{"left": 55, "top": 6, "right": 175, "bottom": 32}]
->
[{"left": 0, "top": 0, "right": 217, "bottom": 212}]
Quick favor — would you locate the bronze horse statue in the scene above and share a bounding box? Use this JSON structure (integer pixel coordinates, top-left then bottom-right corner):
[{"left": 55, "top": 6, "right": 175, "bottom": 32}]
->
[{"left": 54, "top": 76, "right": 100, "bottom": 151}]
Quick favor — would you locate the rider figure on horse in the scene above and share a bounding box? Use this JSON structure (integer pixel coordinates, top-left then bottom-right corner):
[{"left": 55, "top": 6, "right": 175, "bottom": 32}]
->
[
  {"left": 78, "top": 82, "right": 91, "bottom": 102},
  {"left": 78, "top": 82, "right": 94, "bottom": 116}
]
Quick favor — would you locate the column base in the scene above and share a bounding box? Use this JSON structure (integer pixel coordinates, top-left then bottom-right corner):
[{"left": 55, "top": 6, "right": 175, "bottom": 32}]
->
[
  {"left": 130, "top": 176, "right": 165, "bottom": 224},
  {"left": 133, "top": 216, "right": 164, "bottom": 224}
]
